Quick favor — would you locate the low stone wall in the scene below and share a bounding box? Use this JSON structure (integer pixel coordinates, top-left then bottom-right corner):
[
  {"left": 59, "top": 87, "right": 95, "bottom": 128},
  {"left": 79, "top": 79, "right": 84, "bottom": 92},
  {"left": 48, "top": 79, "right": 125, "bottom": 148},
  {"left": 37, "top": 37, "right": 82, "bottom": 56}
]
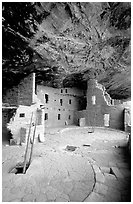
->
[
  {"left": 20, "top": 125, "right": 45, "bottom": 144},
  {"left": 107, "top": 105, "right": 124, "bottom": 130},
  {"left": 6, "top": 104, "right": 45, "bottom": 144},
  {"left": 124, "top": 107, "right": 131, "bottom": 132},
  {"left": 123, "top": 107, "right": 131, "bottom": 154}
]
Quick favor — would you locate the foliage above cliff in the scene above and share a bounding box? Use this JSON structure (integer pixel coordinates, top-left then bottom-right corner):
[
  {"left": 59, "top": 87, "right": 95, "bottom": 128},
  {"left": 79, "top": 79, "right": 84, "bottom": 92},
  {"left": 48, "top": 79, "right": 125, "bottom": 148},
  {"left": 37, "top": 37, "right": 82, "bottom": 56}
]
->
[{"left": 2, "top": 2, "right": 131, "bottom": 99}]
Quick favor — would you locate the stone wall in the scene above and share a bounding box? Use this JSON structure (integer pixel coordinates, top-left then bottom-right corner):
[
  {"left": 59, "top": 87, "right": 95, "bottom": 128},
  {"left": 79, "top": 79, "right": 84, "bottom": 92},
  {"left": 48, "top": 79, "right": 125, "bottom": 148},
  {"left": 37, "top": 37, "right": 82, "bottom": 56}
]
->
[
  {"left": 76, "top": 79, "right": 129, "bottom": 130},
  {"left": 2, "top": 108, "right": 17, "bottom": 143},
  {"left": 124, "top": 107, "right": 131, "bottom": 132},
  {"left": 2, "top": 87, "right": 18, "bottom": 106},
  {"left": 107, "top": 105, "right": 125, "bottom": 130},
  {"left": 86, "top": 79, "right": 109, "bottom": 127},
  {"left": 3, "top": 73, "right": 130, "bottom": 138},
  {"left": 74, "top": 110, "right": 87, "bottom": 126},
  {"left": 2, "top": 73, "right": 35, "bottom": 106},
  {"left": 7, "top": 104, "right": 45, "bottom": 144},
  {"left": 37, "top": 85, "right": 85, "bottom": 127},
  {"left": 18, "top": 73, "right": 35, "bottom": 106}
]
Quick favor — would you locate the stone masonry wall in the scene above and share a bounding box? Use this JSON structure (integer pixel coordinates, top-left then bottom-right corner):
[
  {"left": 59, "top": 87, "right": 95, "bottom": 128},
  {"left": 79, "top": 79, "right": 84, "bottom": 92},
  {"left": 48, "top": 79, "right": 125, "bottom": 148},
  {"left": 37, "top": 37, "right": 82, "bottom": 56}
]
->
[
  {"left": 37, "top": 85, "right": 85, "bottom": 127},
  {"left": 2, "top": 87, "right": 18, "bottom": 106},
  {"left": 7, "top": 103, "right": 44, "bottom": 144},
  {"left": 2, "top": 73, "right": 35, "bottom": 106},
  {"left": 18, "top": 73, "right": 35, "bottom": 106},
  {"left": 2, "top": 108, "right": 16, "bottom": 142},
  {"left": 124, "top": 107, "right": 131, "bottom": 132},
  {"left": 7, "top": 105, "right": 36, "bottom": 143},
  {"left": 75, "top": 79, "right": 128, "bottom": 130},
  {"left": 86, "top": 79, "right": 109, "bottom": 127}
]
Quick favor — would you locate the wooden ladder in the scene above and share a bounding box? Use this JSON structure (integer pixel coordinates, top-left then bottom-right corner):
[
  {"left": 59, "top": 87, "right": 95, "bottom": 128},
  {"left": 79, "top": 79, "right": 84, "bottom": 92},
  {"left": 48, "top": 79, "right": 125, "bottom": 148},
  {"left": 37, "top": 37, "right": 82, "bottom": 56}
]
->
[{"left": 23, "top": 112, "right": 37, "bottom": 174}]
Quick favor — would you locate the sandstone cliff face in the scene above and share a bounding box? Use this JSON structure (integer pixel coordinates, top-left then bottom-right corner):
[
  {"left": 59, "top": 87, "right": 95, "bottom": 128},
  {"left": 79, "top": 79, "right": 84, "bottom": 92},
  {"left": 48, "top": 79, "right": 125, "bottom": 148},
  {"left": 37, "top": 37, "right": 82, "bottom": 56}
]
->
[{"left": 2, "top": 2, "right": 131, "bottom": 99}]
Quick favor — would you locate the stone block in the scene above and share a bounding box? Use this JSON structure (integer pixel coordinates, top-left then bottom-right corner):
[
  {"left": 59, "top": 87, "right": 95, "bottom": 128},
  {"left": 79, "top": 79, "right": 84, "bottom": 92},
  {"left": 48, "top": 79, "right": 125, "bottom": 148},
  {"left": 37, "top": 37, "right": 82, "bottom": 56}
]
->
[
  {"left": 38, "top": 133, "right": 45, "bottom": 143},
  {"left": 79, "top": 118, "right": 86, "bottom": 127},
  {"left": 111, "top": 167, "right": 124, "bottom": 178},
  {"left": 10, "top": 139, "right": 17, "bottom": 145}
]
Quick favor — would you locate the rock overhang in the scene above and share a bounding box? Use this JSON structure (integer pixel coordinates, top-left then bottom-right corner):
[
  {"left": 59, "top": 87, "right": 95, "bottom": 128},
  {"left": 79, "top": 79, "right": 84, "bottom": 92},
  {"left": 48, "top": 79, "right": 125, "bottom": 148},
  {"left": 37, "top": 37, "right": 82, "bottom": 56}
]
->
[{"left": 2, "top": 2, "right": 131, "bottom": 99}]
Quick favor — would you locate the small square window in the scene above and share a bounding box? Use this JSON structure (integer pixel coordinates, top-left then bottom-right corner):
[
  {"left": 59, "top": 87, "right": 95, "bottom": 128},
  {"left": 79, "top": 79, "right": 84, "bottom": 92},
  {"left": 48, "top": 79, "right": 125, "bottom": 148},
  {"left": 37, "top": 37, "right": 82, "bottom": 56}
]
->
[{"left": 19, "top": 113, "right": 25, "bottom": 118}]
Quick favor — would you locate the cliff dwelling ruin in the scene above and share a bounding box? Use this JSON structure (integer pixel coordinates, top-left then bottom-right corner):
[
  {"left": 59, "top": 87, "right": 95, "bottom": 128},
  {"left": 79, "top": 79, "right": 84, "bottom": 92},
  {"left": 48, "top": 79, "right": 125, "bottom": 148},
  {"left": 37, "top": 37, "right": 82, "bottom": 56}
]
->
[
  {"left": 2, "top": 72, "right": 131, "bottom": 145},
  {"left": 2, "top": 2, "right": 131, "bottom": 202}
]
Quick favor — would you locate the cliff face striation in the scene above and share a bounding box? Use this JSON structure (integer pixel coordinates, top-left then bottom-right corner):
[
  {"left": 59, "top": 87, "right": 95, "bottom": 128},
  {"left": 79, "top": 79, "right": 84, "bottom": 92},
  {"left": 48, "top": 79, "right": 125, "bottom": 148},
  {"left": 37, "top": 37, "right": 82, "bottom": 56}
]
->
[{"left": 2, "top": 2, "right": 131, "bottom": 99}]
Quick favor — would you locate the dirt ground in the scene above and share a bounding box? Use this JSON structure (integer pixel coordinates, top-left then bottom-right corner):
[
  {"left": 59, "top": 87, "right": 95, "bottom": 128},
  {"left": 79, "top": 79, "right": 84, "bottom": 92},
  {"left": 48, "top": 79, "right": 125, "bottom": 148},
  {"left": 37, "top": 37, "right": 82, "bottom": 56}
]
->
[{"left": 2, "top": 126, "right": 131, "bottom": 202}]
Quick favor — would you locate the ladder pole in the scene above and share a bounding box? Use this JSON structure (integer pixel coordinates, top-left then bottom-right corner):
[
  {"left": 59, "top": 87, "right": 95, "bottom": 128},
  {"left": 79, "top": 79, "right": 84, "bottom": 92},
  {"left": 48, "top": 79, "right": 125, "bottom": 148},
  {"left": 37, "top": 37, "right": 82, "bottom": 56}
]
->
[
  {"left": 91, "top": 80, "right": 95, "bottom": 132},
  {"left": 23, "top": 112, "right": 33, "bottom": 174},
  {"left": 29, "top": 117, "right": 37, "bottom": 165}
]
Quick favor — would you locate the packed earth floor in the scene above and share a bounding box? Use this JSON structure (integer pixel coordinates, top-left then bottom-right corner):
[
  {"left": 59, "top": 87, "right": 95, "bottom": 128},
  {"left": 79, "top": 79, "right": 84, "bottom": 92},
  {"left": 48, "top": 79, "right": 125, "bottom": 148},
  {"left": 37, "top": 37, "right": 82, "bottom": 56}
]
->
[{"left": 2, "top": 127, "right": 131, "bottom": 202}]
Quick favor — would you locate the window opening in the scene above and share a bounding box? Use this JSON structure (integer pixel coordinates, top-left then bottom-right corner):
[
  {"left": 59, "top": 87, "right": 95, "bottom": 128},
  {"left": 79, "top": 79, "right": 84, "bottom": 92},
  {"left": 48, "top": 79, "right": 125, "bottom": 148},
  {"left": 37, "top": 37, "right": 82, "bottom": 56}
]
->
[
  {"left": 111, "top": 99, "right": 114, "bottom": 105},
  {"left": 45, "top": 94, "right": 49, "bottom": 103},
  {"left": 45, "top": 113, "right": 48, "bottom": 120},
  {"left": 60, "top": 99, "right": 63, "bottom": 106},
  {"left": 68, "top": 115, "right": 71, "bottom": 120},
  {"left": 78, "top": 97, "right": 87, "bottom": 111},
  {"left": 65, "top": 89, "right": 67, "bottom": 93},
  {"left": 104, "top": 114, "right": 110, "bottom": 127},
  {"left": 92, "top": 95, "right": 96, "bottom": 105},
  {"left": 19, "top": 113, "right": 25, "bottom": 118},
  {"left": 35, "top": 82, "right": 37, "bottom": 94},
  {"left": 69, "top": 99, "right": 71, "bottom": 104},
  {"left": 61, "top": 89, "right": 63, "bottom": 93},
  {"left": 58, "top": 114, "right": 61, "bottom": 120}
]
